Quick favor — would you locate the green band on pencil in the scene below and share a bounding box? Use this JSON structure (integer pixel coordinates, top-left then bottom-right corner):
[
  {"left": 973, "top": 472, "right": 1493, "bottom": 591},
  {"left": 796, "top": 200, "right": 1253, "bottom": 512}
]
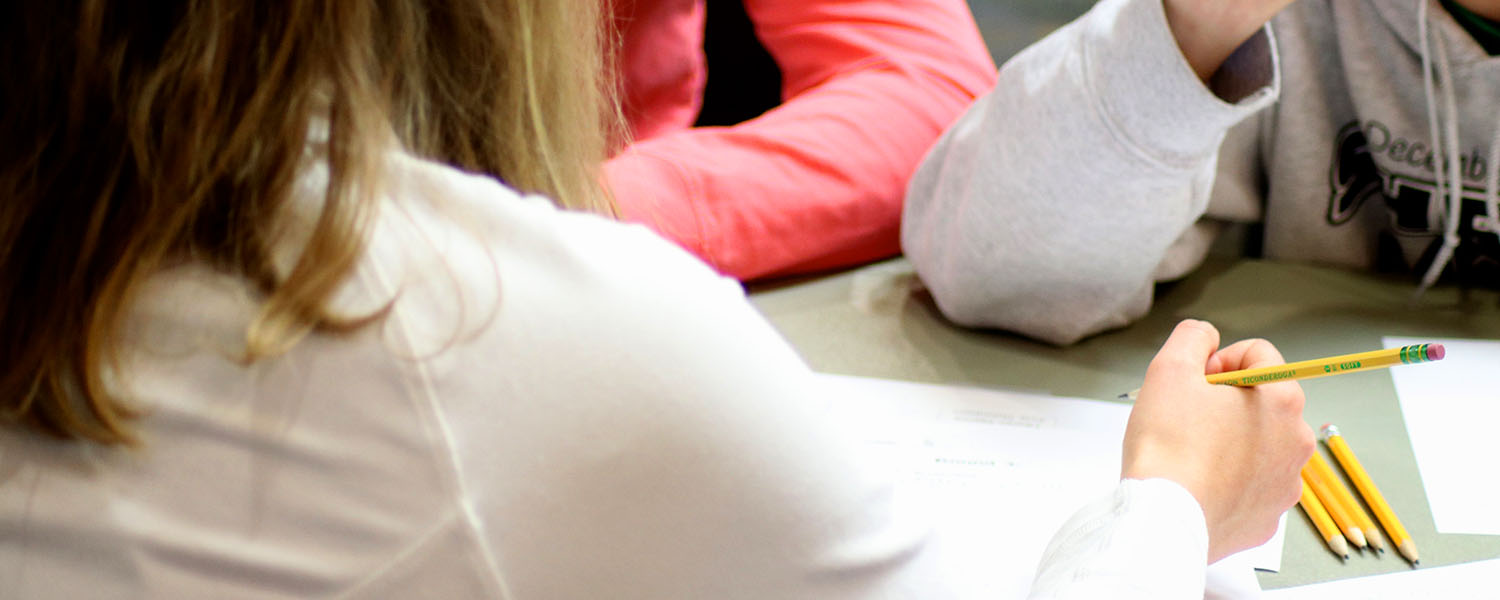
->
[{"left": 1401, "top": 343, "right": 1441, "bottom": 364}]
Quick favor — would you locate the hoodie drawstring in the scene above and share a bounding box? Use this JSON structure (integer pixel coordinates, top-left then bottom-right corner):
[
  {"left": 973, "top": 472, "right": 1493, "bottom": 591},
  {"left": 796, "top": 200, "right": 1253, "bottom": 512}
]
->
[
  {"left": 1416, "top": 0, "right": 1464, "bottom": 296},
  {"left": 1486, "top": 121, "right": 1500, "bottom": 244},
  {"left": 1415, "top": 0, "right": 1500, "bottom": 297}
]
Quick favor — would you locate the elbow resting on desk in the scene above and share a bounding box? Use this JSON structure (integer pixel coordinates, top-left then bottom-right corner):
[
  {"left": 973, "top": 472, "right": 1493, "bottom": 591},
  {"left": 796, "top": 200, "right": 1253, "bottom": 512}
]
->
[{"left": 908, "top": 253, "right": 1156, "bottom": 346}]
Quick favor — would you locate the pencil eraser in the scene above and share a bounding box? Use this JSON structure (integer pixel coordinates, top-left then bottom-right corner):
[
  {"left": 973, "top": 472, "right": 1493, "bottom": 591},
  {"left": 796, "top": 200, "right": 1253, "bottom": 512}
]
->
[{"left": 1427, "top": 344, "right": 1445, "bottom": 361}]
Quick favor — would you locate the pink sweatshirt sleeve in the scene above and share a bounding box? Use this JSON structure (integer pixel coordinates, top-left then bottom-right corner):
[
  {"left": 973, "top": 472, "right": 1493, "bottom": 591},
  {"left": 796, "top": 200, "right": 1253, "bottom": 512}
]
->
[{"left": 604, "top": 0, "right": 996, "bottom": 280}]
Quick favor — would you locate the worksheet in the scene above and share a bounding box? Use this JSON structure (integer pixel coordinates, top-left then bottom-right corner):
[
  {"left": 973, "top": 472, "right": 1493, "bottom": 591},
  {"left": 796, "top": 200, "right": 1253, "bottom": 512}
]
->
[
  {"left": 1261, "top": 557, "right": 1500, "bottom": 598},
  {"left": 1383, "top": 336, "right": 1500, "bottom": 535},
  {"left": 817, "top": 374, "right": 1283, "bottom": 598}
]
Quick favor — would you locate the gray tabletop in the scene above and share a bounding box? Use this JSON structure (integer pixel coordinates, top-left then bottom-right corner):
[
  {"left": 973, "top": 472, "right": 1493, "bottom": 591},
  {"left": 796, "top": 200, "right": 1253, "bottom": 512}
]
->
[{"left": 749, "top": 256, "right": 1500, "bottom": 589}]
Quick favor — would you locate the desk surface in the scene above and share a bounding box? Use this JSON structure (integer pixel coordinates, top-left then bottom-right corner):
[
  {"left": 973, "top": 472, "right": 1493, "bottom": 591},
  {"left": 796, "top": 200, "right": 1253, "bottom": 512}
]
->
[{"left": 749, "top": 257, "right": 1500, "bottom": 589}]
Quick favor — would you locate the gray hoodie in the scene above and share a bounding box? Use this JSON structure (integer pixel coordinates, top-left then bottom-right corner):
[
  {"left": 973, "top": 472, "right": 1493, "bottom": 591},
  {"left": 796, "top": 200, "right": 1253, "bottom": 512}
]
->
[{"left": 903, "top": 0, "right": 1500, "bottom": 345}]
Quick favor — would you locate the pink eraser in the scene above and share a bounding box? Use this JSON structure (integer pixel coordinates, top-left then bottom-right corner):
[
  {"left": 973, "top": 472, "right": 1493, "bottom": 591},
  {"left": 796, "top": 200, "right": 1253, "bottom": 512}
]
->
[{"left": 1427, "top": 344, "right": 1445, "bottom": 361}]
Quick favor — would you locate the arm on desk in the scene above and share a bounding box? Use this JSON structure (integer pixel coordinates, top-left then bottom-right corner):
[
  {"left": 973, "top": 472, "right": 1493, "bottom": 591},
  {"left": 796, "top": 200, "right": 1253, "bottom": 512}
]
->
[
  {"left": 607, "top": 0, "right": 995, "bottom": 281},
  {"left": 902, "top": 0, "right": 1276, "bottom": 345}
]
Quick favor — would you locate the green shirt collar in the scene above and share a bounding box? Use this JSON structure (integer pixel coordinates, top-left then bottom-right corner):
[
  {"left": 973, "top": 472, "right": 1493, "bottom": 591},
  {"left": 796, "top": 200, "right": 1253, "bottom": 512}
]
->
[{"left": 1442, "top": 0, "right": 1500, "bottom": 56}]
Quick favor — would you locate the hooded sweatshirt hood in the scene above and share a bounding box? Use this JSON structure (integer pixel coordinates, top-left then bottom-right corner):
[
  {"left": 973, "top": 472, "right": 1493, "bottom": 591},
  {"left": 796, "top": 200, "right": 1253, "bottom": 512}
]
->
[{"left": 1372, "top": 0, "right": 1491, "bottom": 62}]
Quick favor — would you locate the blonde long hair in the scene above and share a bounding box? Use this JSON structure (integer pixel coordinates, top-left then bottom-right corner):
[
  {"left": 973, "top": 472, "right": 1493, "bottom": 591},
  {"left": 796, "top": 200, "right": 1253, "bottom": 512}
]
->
[{"left": 0, "top": 1, "right": 619, "bottom": 444}]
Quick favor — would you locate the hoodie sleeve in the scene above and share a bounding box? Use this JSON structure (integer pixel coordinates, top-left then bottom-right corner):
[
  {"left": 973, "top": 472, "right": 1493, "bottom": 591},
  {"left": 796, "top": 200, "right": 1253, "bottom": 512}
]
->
[
  {"left": 604, "top": 0, "right": 996, "bottom": 281},
  {"left": 902, "top": 0, "right": 1277, "bottom": 345}
]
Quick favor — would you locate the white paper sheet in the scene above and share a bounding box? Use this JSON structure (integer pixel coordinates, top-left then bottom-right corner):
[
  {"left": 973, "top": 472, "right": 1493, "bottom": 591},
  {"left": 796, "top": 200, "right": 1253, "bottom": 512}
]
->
[
  {"left": 1383, "top": 336, "right": 1500, "bottom": 535},
  {"left": 1261, "top": 556, "right": 1500, "bottom": 598},
  {"left": 817, "top": 374, "right": 1284, "bottom": 598}
]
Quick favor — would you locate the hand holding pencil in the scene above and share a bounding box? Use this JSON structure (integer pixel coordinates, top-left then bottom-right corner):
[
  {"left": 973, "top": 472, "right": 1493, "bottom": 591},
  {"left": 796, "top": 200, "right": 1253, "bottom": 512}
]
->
[
  {"left": 1120, "top": 320, "right": 1315, "bottom": 562},
  {"left": 1119, "top": 329, "right": 1437, "bottom": 566}
]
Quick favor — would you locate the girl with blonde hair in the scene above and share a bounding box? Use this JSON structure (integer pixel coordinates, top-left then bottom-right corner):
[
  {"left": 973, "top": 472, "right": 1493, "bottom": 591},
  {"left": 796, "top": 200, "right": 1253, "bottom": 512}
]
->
[{"left": 0, "top": 1, "right": 1310, "bottom": 597}]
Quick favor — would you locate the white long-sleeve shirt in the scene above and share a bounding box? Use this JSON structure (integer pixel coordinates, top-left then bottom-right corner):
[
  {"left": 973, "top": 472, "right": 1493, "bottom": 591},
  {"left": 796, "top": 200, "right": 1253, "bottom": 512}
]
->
[{"left": 1, "top": 151, "right": 1211, "bottom": 598}]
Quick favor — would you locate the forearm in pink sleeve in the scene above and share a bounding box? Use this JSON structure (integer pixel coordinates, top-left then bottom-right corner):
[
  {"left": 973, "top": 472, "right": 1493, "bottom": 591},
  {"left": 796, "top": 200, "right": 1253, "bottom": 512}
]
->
[{"left": 606, "top": 0, "right": 995, "bottom": 280}]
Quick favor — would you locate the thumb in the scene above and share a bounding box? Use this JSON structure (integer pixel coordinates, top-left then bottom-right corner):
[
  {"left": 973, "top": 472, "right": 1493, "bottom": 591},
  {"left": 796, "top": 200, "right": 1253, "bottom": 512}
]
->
[{"left": 1151, "top": 319, "right": 1221, "bottom": 376}]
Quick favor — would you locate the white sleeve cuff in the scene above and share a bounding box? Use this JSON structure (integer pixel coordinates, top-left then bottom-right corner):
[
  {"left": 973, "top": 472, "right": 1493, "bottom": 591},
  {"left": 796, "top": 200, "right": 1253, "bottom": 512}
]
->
[{"left": 1028, "top": 478, "right": 1209, "bottom": 599}]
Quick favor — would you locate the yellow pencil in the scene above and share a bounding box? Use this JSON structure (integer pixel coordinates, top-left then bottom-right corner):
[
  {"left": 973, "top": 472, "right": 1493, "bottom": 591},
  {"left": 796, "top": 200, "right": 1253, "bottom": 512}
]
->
[
  {"left": 1118, "top": 343, "right": 1445, "bottom": 400},
  {"left": 1322, "top": 424, "right": 1420, "bottom": 565},
  {"left": 1300, "top": 478, "right": 1350, "bottom": 560},
  {"left": 1206, "top": 343, "right": 1444, "bottom": 386},
  {"left": 1302, "top": 462, "right": 1366, "bottom": 549},
  {"left": 1307, "top": 449, "right": 1385, "bottom": 553}
]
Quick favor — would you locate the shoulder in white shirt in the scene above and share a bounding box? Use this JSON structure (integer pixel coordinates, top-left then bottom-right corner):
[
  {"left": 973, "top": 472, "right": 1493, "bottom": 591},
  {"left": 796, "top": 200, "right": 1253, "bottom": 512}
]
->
[{"left": 1, "top": 151, "right": 1211, "bottom": 599}]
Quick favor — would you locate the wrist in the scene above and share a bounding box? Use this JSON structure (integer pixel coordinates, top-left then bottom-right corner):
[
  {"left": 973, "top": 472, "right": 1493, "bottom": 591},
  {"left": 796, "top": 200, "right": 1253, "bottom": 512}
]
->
[{"left": 1163, "top": 0, "right": 1284, "bottom": 81}]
